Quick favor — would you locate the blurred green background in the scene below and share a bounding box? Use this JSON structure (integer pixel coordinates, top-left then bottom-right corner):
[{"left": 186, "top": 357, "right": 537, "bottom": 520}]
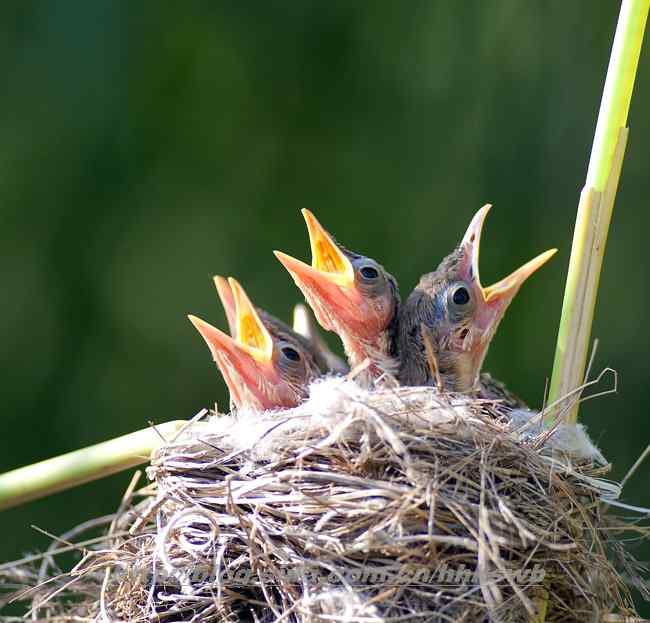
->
[{"left": 1, "top": 0, "right": 649, "bottom": 614}]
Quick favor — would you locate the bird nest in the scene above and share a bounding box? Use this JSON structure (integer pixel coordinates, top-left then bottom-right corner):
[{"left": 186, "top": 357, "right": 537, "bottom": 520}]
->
[{"left": 3, "top": 378, "right": 649, "bottom": 622}]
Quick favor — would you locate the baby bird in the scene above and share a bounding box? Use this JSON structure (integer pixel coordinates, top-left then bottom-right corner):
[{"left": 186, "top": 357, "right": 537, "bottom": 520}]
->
[
  {"left": 398, "top": 204, "right": 556, "bottom": 400},
  {"left": 275, "top": 210, "right": 400, "bottom": 383},
  {"left": 189, "top": 277, "right": 324, "bottom": 411},
  {"left": 213, "top": 275, "right": 347, "bottom": 376}
]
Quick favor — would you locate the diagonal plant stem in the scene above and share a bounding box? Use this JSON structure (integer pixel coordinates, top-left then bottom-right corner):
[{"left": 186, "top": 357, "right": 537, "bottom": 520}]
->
[
  {"left": 0, "top": 421, "right": 187, "bottom": 511},
  {"left": 547, "top": 0, "right": 649, "bottom": 424}
]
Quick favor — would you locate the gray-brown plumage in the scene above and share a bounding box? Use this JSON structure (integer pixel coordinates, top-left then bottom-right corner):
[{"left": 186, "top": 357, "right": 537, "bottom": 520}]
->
[{"left": 398, "top": 204, "right": 556, "bottom": 406}]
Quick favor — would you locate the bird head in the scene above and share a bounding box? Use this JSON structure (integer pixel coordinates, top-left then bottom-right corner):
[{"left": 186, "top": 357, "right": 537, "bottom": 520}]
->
[
  {"left": 405, "top": 204, "right": 556, "bottom": 391},
  {"left": 189, "top": 277, "right": 321, "bottom": 411},
  {"left": 274, "top": 210, "right": 399, "bottom": 371}
]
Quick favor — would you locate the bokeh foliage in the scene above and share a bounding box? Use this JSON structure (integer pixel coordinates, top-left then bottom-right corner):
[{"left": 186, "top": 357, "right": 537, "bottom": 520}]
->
[{"left": 1, "top": 0, "right": 648, "bottom": 612}]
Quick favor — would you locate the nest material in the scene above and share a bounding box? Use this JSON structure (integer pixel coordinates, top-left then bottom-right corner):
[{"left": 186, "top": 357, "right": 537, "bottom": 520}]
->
[{"left": 2, "top": 378, "right": 649, "bottom": 622}]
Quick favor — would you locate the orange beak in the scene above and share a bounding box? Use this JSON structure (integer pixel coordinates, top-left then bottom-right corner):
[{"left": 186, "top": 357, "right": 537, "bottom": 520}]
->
[
  {"left": 275, "top": 210, "right": 384, "bottom": 340},
  {"left": 457, "top": 204, "right": 557, "bottom": 353},
  {"left": 227, "top": 277, "right": 274, "bottom": 362},
  {"left": 188, "top": 281, "right": 280, "bottom": 410},
  {"left": 302, "top": 209, "right": 355, "bottom": 287}
]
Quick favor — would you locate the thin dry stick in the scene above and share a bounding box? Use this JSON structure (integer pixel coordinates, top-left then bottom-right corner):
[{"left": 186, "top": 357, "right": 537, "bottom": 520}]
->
[
  {"left": 421, "top": 324, "right": 444, "bottom": 393},
  {"left": 620, "top": 443, "right": 650, "bottom": 489}
]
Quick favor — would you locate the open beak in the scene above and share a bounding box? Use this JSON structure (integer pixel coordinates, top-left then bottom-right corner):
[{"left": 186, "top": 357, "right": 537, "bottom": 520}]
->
[
  {"left": 213, "top": 275, "right": 237, "bottom": 336},
  {"left": 188, "top": 309, "right": 279, "bottom": 411},
  {"left": 459, "top": 203, "right": 557, "bottom": 340},
  {"left": 274, "top": 210, "right": 368, "bottom": 336},
  {"left": 228, "top": 277, "right": 274, "bottom": 363},
  {"left": 213, "top": 276, "right": 275, "bottom": 365},
  {"left": 482, "top": 251, "right": 558, "bottom": 304},
  {"left": 302, "top": 209, "right": 355, "bottom": 287}
]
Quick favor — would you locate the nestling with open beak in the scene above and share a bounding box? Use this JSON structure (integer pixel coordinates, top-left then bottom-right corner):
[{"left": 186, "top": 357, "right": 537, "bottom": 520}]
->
[
  {"left": 213, "top": 275, "right": 347, "bottom": 376},
  {"left": 189, "top": 277, "right": 323, "bottom": 411},
  {"left": 398, "top": 204, "right": 557, "bottom": 397},
  {"left": 274, "top": 210, "right": 400, "bottom": 384}
]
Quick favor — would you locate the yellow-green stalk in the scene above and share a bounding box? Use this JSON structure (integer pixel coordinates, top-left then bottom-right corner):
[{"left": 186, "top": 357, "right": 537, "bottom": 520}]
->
[
  {"left": 0, "top": 421, "right": 186, "bottom": 511},
  {"left": 547, "top": 0, "right": 649, "bottom": 424}
]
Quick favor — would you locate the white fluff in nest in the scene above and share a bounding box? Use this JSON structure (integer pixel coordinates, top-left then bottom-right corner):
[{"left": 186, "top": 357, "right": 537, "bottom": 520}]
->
[
  {"left": 510, "top": 408, "right": 607, "bottom": 465},
  {"left": 199, "top": 376, "right": 375, "bottom": 458},
  {"left": 192, "top": 376, "right": 607, "bottom": 468}
]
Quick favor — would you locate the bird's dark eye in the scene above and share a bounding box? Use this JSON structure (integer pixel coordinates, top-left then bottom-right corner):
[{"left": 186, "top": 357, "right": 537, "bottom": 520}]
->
[
  {"left": 281, "top": 346, "right": 301, "bottom": 362},
  {"left": 360, "top": 266, "right": 379, "bottom": 279},
  {"left": 452, "top": 286, "right": 470, "bottom": 305}
]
